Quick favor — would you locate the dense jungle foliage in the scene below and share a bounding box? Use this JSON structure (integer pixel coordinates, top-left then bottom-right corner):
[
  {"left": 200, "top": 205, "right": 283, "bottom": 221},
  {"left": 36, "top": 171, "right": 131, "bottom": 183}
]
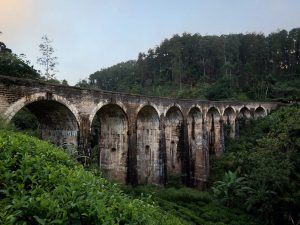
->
[{"left": 78, "top": 28, "right": 300, "bottom": 101}]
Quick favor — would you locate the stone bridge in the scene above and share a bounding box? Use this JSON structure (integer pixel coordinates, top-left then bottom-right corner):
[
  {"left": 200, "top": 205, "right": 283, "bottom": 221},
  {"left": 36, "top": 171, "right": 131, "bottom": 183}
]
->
[{"left": 0, "top": 75, "right": 279, "bottom": 188}]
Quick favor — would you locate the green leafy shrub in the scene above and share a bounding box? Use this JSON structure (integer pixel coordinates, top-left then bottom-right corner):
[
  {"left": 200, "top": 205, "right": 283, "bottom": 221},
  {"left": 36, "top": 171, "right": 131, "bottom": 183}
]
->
[
  {"left": 212, "top": 171, "right": 251, "bottom": 207},
  {"left": 0, "top": 130, "right": 184, "bottom": 225}
]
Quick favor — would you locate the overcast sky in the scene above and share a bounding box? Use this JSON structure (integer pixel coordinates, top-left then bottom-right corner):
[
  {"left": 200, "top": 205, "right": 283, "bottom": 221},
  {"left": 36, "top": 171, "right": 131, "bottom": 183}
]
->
[{"left": 1, "top": 0, "right": 300, "bottom": 84}]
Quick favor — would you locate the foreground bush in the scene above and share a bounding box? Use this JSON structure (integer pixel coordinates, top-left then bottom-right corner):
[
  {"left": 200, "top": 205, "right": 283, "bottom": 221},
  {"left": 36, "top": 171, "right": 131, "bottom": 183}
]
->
[{"left": 0, "top": 130, "right": 184, "bottom": 225}]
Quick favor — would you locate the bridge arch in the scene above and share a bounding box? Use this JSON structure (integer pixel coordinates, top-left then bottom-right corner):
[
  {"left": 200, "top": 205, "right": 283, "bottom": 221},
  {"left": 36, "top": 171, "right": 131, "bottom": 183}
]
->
[
  {"left": 187, "top": 105, "right": 202, "bottom": 118},
  {"left": 89, "top": 101, "right": 128, "bottom": 125},
  {"left": 164, "top": 103, "right": 183, "bottom": 117},
  {"left": 254, "top": 106, "right": 267, "bottom": 118},
  {"left": 206, "top": 106, "right": 221, "bottom": 122},
  {"left": 136, "top": 105, "right": 160, "bottom": 184},
  {"left": 236, "top": 106, "right": 252, "bottom": 135},
  {"left": 187, "top": 106, "right": 206, "bottom": 187},
  {"left": 206, "top": 107, "right": 222, "bottom": 155},
  {"left": 90, "top": 103, "right": 128, "bottom": 183},
  {"left": 187, "top": 107, "right": 202, "bottom": 144},
  {"left": 223, "top": 107, "right": 236, "bottom": 120},
  {"left": 223, "top": 107, "right": 236, "bottom": 138},
  {"left": 165, "top": 106, "right": 184, "bottom": 179},
  {"left": 135, "top": 102, "right": 161, "bottom": 118},
  {"left": 238, "top": 106, "right": 252, "bottom": 119},
  {"left": 4, "top": 92, "right": 80, "bottom": 123},
  {"left": 5, "top": 92, "right": 80, "bottom": 149}
]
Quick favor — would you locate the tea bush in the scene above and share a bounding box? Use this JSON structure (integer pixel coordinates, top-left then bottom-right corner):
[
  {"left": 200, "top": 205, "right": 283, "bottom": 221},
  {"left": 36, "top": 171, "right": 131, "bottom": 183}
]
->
[{"left": 0, "top": 130, "right": 185, "bottom": 225}]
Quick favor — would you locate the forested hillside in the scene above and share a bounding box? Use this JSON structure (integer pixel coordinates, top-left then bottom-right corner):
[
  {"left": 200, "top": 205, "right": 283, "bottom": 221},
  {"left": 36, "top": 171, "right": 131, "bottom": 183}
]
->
[{"left": 78, "top": 28, "right": 300, "bottom": 101}]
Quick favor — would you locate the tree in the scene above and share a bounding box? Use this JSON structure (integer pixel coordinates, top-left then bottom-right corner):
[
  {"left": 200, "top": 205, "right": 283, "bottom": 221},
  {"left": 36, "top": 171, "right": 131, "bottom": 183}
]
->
[
  {"left": 0, "top": 38, "right": 39, "bottom": 79},
  {"left": 37, "top": 35, "right": 58, "bottom": 80},
  {"left": 79, "top": 28, "right": 300, "bottom": 101},
  {"left": 61, "top": 79, "right": 69, "bottom": 85}
]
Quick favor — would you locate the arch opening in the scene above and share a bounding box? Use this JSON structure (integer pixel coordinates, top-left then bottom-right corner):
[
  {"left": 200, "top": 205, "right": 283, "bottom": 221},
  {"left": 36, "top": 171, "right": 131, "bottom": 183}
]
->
[
  {"left": 188, "top": 107, "right": 206, "bottom": 188},
  {"left": 254, "top": 106, "right": 266, "bottom": 119},
  {"left": 91, "top": 104, "right": 128, "bottom": 183},
  {"left": 239, "top": 107, "right": 251, "bottom": 119},
  {"left": 136, "top": 105, "right": 160, "bottom": 184},
  {"left": 11, "top": 100, "right": 79, "bottom": 152},
  {"left": 165, "top": 106, "right": 184, "bottom": 180},
  {"left": 223, "top": 107, "right": 236, "bottom": 139},
  {"left": 206, "top": 107, "right": 221, "bottom": 155},
  {"left": 237, "top": 107, "right": 252, "bottom": 133}
]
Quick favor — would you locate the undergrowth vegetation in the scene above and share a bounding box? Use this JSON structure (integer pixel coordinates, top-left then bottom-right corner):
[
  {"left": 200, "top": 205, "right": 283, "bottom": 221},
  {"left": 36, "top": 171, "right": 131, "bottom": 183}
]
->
[
  {"left": 0, "top": 129, "right": 184, "bottom": 225},
  {"left": 122, "top": 185, "right": 262, "bottom": 225}
]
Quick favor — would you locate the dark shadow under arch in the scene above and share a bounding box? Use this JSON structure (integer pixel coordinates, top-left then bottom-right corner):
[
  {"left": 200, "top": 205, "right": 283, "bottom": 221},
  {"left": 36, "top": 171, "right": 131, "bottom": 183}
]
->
[
  {"left": 206, "top": 107, "right": 221, "bottom": 155},
  {"left": 254, "top": 106, "right": 266, "bottom": 118},
  {"left": 12, "top": 100, "right": 79, "bottom": 151},
  {"left": 223, "top": 107, "right": 236, "bottom": 139},
  {"left": 239, "top": 106, "right": 251, "bottom": 119}
]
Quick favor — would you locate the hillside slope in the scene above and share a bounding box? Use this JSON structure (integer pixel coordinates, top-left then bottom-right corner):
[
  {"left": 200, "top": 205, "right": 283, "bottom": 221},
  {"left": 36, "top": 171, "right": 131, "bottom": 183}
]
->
[{"left": 0, "top": 128, "right": 185, "bottom": 225}]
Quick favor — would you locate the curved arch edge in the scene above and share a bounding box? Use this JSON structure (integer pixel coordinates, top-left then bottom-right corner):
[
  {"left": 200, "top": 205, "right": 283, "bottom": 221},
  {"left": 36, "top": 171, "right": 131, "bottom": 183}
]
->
[
  {"left": 4, "top": 93, "right": 81, "bottom": 126},
  {"left": 89, "top": 101, "right": 128, "bottom": 126}
]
